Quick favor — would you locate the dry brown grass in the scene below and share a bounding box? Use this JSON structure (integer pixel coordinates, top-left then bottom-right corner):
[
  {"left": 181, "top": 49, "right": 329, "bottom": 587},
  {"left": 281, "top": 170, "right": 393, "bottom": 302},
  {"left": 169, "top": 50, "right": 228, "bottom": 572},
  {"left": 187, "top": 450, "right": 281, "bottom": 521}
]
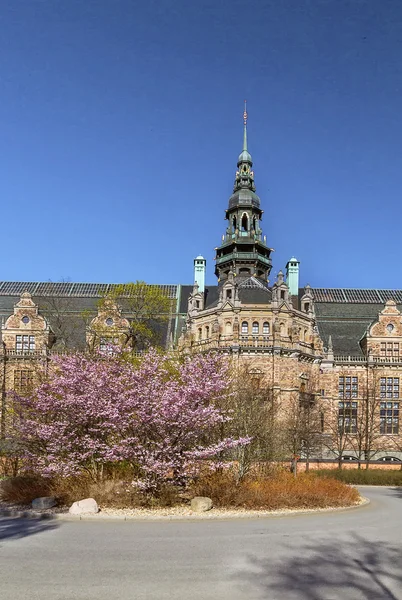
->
[
  {"left": 0, "top": 475, "right": 52, "bottom": 505},
  {"left": 0, "top": 474, "right": 182, "bottom": 508},
  {"left": 191, "top": 470, "right": 360, "bottom": 510},
  {"left": 1, "top": 469, "right": 360, "bottom": 511}
]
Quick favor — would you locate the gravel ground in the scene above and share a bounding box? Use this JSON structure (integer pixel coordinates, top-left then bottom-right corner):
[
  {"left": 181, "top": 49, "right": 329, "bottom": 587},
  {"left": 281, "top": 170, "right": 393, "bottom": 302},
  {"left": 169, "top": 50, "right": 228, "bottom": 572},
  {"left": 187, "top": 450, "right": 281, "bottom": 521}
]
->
[{"left": 0, "top": 497, "right": 366, "bottom": 520}]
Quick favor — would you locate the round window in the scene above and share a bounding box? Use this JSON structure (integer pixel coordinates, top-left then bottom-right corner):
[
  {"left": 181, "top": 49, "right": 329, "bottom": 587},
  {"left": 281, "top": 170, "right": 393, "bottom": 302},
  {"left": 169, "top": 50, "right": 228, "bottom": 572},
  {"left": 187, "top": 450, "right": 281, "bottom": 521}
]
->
[
  {"left": 105, "top": 318, "right": 114, "bottom": 327},
  {"left": 22, "top": 316, "right": 30, "bottom": 324},
  {"left": 387, "top": 323, "right": 394, "bottom": 333}
]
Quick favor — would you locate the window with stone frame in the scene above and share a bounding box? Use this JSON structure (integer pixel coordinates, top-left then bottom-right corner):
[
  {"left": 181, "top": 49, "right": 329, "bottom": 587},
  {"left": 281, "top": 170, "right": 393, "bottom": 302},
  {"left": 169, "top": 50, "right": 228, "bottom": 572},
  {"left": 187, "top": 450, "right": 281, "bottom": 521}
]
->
[
  {"left": 14, "top": 369, "right": 34, "bottom": 393},
  {"left": 241, "top": 321, "right": 248, "bottom": 334},
  {"left": 338, "top": 401, "right": 358, "bottom": 433},
  {"left": 338, "top": 376, "right": 358, "bottom": 399},
  {"left": 380, "top": 342, "right": 399, "bottom": 358},
  {"left": 252, "top": 322, "right": 259, "bottom": 335},
  {"left": 15, "top": 335, "right": 35, "bottom": 352},
  {"left": 262, "top": 322, "right": 270, "bottom": 335},
  {"left": 380, "top": 401, "right": 399, "bottom": 434},
  {"left": 380, "top": 377, "right": 399, "bottom": 399}
]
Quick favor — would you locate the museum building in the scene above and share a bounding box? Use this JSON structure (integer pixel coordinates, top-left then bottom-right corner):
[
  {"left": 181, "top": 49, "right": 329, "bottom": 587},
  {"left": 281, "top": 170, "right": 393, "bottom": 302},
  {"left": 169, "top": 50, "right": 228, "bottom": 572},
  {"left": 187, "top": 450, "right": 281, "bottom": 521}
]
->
[{"left": 1, "top": 109, "right": 402, "bottom": 461}]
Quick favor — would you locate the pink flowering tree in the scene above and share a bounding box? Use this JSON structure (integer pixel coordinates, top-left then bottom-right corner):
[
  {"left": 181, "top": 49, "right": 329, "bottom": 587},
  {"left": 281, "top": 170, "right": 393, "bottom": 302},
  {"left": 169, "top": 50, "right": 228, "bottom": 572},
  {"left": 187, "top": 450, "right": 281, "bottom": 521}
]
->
[{"left": 12, "top": 350, "right": 249, "bottom": 490}]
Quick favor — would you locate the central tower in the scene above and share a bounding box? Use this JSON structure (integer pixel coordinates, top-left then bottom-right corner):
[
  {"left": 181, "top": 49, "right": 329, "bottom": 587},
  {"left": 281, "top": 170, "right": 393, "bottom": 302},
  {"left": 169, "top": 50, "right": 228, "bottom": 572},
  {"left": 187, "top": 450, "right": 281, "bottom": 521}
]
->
[{"left": 214, "top": 103, "right": 272, "bottom": 283}]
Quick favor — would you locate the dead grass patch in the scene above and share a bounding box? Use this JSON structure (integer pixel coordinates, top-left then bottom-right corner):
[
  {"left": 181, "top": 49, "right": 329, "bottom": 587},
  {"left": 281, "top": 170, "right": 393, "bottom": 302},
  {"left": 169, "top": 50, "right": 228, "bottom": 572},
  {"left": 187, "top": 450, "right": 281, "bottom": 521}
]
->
[{"left": 191, "top": 470, "right": 360, "bottom": 510}]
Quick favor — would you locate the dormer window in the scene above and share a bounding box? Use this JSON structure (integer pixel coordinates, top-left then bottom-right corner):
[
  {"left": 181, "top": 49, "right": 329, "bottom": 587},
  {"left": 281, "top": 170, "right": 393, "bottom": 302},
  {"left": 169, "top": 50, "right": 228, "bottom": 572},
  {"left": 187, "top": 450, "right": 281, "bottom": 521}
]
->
[
  {"left": 16, "top": 335, "right": 35, "bottom": 352},
  {"left": 304, "top": 302, "right": 310, "bottom": 312},
  {"left": 196, "top": 300, "right": 200, "bottom": 308},
  {"left": 226, "top": 289, "right": 232, "bottom": 300},
  {"left": 280, "top": 290, "right": 285, "bottom": 300}
]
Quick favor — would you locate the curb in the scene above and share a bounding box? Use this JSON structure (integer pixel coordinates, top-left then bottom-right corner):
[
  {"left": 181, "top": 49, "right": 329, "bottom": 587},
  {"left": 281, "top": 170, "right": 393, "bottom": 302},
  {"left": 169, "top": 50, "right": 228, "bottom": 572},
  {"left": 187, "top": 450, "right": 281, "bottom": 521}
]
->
[{"left": 0, "top": 497, "right": 370, "bottom": 522}]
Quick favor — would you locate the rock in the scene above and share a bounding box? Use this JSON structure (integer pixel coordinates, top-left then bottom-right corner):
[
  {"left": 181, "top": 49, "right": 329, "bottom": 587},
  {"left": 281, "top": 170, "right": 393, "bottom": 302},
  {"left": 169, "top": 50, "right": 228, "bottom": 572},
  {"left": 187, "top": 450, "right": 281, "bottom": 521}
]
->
[
  {"left": 31, "top": 497, "right": 57, "bottom": 510},
  {"left": 69, "top": 498, "right": 99, "bottom": 515},
  {"left": 191, "top": 496, "right": 213, "bottom": 512}
]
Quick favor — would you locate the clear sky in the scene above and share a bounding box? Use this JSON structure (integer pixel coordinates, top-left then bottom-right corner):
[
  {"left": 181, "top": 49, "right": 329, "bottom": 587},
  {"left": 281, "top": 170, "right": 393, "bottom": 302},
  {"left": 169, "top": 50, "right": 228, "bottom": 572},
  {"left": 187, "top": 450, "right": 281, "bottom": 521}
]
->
[{"left": 1, "top": 0, "right": 401, "bottom": 289}]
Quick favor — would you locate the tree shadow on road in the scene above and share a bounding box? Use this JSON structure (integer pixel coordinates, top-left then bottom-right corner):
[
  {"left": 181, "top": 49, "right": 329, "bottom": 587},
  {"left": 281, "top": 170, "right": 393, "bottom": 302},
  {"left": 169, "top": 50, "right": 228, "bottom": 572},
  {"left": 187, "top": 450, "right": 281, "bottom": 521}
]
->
[
  {"left": 0, "top": 516, "right": 59, "bottom": 542},
  {"left": 235, "top": 533, "right": 402, "bottom": 600},
  {"left": 388, "top": 486, "right": 402, "bottom": 500}
]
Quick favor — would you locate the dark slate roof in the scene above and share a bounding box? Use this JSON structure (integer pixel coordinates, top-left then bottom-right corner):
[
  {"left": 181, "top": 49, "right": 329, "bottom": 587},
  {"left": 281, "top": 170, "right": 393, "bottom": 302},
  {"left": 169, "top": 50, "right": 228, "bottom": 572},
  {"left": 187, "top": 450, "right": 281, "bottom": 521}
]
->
[
  {"left": 0, "top": 284, "right": 179, "bottom": 351},
  {"left": 312, "top": 288, "right": 402, "bottom": 304},
  {"left": 312, "top": 288, "right": 402, "bottom": 356},
  {"left": 0, "top": 281, "right": 179, "bottom": 299}
]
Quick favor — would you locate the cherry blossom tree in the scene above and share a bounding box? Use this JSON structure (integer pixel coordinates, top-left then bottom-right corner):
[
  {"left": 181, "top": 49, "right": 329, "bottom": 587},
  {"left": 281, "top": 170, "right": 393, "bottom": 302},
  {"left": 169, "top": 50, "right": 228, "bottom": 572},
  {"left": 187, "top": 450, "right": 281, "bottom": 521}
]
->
[{"left": 12, "top": 350, "right": 248, "bottom": 490}]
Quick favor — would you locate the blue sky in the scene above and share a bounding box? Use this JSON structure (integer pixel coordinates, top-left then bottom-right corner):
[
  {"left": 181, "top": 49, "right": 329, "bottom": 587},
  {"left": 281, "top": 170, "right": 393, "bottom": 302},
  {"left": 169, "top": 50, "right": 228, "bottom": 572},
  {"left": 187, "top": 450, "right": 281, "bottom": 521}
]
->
[{"left": 1, "top": 0, "right": 402, "bottom": 289}]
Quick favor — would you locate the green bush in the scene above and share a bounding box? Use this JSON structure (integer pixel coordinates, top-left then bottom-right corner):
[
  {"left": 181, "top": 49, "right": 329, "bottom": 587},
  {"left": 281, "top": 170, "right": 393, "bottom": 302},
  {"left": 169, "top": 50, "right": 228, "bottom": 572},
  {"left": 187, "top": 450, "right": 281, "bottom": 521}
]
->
[{"left": 315, "top": 469, "right": 402, "bottom": 486}]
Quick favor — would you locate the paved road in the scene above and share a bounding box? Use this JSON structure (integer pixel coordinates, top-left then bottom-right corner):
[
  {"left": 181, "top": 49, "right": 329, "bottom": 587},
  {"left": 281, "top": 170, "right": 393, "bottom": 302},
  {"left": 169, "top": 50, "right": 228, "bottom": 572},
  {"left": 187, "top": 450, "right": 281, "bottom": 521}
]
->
[{"left": 1, "top": 487, "right": 402, "bottom": 600}]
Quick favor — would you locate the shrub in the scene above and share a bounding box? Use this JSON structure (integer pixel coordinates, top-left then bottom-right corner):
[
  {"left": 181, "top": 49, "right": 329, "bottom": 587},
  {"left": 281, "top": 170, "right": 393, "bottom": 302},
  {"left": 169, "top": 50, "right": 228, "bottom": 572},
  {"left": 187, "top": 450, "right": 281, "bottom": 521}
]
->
[
  {"left": 191, "top": 470, "right": 360, "bottom": 510},
  {"left": 0, "top": 475, "right": 52, "bottom": 505},
  {"left": 50, "top": 477, "right": 182, "bottom": 509},
  {"left": 315, "top": 468, "right": 402, "bottom": 486}
]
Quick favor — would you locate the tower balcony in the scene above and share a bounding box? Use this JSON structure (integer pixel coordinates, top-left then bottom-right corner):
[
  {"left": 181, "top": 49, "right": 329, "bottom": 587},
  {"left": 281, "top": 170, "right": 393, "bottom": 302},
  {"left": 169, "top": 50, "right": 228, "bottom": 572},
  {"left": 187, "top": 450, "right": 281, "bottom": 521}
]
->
[{"left": 215, "top": 252, "right": 272, "bottom": 266}]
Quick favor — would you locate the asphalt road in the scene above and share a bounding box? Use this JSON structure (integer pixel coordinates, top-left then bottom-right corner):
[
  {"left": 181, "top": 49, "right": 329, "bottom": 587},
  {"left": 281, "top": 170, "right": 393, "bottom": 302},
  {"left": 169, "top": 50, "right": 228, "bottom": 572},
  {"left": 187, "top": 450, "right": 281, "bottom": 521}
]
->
[{"left": 1, "top": 487, "right": 402, "bottom": 600}]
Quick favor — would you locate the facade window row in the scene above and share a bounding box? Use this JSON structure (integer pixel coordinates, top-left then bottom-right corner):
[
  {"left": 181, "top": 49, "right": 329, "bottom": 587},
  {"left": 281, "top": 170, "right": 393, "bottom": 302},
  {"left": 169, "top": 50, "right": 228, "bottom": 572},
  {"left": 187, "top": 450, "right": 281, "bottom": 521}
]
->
[
  {"left": 241, "top": 321, "right": 270, "bottom": 335},
  {"left": 338, "top": 399, "right": 400, "bottom": 435},
  {"left": 338, "top": 376, "right": 400, "bottom": 399}
]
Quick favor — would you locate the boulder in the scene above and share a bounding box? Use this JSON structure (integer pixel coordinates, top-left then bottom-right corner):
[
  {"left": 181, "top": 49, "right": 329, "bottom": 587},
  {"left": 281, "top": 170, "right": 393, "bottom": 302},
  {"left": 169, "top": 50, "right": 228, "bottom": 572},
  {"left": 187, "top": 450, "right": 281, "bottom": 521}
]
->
[
  {"left": 69, "top": 498, "right": 99, "bottom": 515},
  {"left": 31, "top": 497, "right": 57, "bottom": 510},
  {"left": 190, "top": 496, "right": 213, "bottom": 512}
]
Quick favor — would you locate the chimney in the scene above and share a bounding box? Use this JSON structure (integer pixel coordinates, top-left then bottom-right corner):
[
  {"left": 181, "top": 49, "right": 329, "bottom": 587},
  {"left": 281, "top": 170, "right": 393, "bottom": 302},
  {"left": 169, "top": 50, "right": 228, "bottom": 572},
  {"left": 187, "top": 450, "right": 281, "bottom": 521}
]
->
[
  {"left": 193, "top": 255, "right": 206, "bottom": 293},
  {"left": 286, "top": 257, "right": 300, "bottom": 297}
]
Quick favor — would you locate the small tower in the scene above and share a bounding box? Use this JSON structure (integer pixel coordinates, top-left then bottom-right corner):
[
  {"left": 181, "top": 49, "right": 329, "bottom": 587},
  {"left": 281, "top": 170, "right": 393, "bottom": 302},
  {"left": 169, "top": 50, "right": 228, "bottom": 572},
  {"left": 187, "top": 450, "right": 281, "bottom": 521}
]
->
[
  {"left": 194, "top": 255, "right": 206, "bottom": 293},
  {"left": 286, "top": 257, "right": 300, "bottom": 297}
]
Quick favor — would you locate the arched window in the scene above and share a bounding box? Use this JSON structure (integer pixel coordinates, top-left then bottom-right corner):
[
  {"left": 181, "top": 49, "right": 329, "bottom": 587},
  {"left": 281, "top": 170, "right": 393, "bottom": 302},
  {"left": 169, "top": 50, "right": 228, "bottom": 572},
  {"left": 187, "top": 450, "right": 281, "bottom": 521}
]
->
[
  {"left": 252, "top": 322, "right": 259, "bottom": 334},
  {"left": 233, "top": 216, "right": 237, "bottom": 231},
  {"left": 198, "top": 328, "right": 202, "bottom": 341},
  {"left": 262, "top": 322, "right": 270, "bottom": 335},
  {"left": 225, "top": 321, "right": 232, "bottom": 335},
  {"left": 241, "top": 321, "right": 248, "bottom": 334},
  {"left": 205, "top": 326, "right": 210, "bottom": 339},
  {"left": 280, "top": 322, "right": 286, "bottom": 336},
  {"left": 241, "top": 213, "right": 248, "bottom": 232},
  {"left": 304, "top": 329, "right": 308, "bottom": 341}
]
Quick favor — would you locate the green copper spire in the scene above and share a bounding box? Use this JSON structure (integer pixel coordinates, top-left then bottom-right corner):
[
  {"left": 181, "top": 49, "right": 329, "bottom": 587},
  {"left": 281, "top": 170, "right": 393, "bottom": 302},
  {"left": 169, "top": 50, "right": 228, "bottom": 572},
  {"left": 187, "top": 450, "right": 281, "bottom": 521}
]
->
[
  {"left": 243, "top": 100, "right": 248, "bottom": 152},
  {"left": 237, "top": 100, "right": 252, "bottom": 164}
]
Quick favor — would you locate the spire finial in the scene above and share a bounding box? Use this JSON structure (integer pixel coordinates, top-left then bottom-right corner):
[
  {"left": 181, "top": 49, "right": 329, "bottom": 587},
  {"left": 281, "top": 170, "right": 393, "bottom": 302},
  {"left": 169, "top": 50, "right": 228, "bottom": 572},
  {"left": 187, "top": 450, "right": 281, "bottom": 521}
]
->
[{"left": 243, "top": 100, "right": 248, "bottom": 151}]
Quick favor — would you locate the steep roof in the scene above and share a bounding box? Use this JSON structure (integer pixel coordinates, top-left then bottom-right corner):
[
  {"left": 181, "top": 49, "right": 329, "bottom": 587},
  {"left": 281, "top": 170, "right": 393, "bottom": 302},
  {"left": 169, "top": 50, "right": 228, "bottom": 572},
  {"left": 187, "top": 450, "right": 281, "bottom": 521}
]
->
[{"left": 312, "top": 288, "right": 402, "bottom": 356}]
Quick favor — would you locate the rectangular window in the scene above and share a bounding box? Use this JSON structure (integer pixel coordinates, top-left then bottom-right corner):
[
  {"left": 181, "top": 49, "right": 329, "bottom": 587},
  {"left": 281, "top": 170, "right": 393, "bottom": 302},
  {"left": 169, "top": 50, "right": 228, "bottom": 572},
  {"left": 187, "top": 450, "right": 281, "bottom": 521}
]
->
[
  {"left": 380, "top": 377, "right": 399, "bottom": 399},
  {"left": 14, "top": 369, "right": 34, "bottom": 392},
  {"left": 15, "top": 335, "right": 35, "bottom": 352},
  {"left": 381, "top": 342, "right": 399, "bottom": 358},
  {"left": 380, "top": 401, "right": 399, "bottom": 434},
  {"left": 338, "top": 376, "right": 358, "bottom": 399},
  {"left": 338, "top": 401, "right": 358, "bottom": 433}
]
